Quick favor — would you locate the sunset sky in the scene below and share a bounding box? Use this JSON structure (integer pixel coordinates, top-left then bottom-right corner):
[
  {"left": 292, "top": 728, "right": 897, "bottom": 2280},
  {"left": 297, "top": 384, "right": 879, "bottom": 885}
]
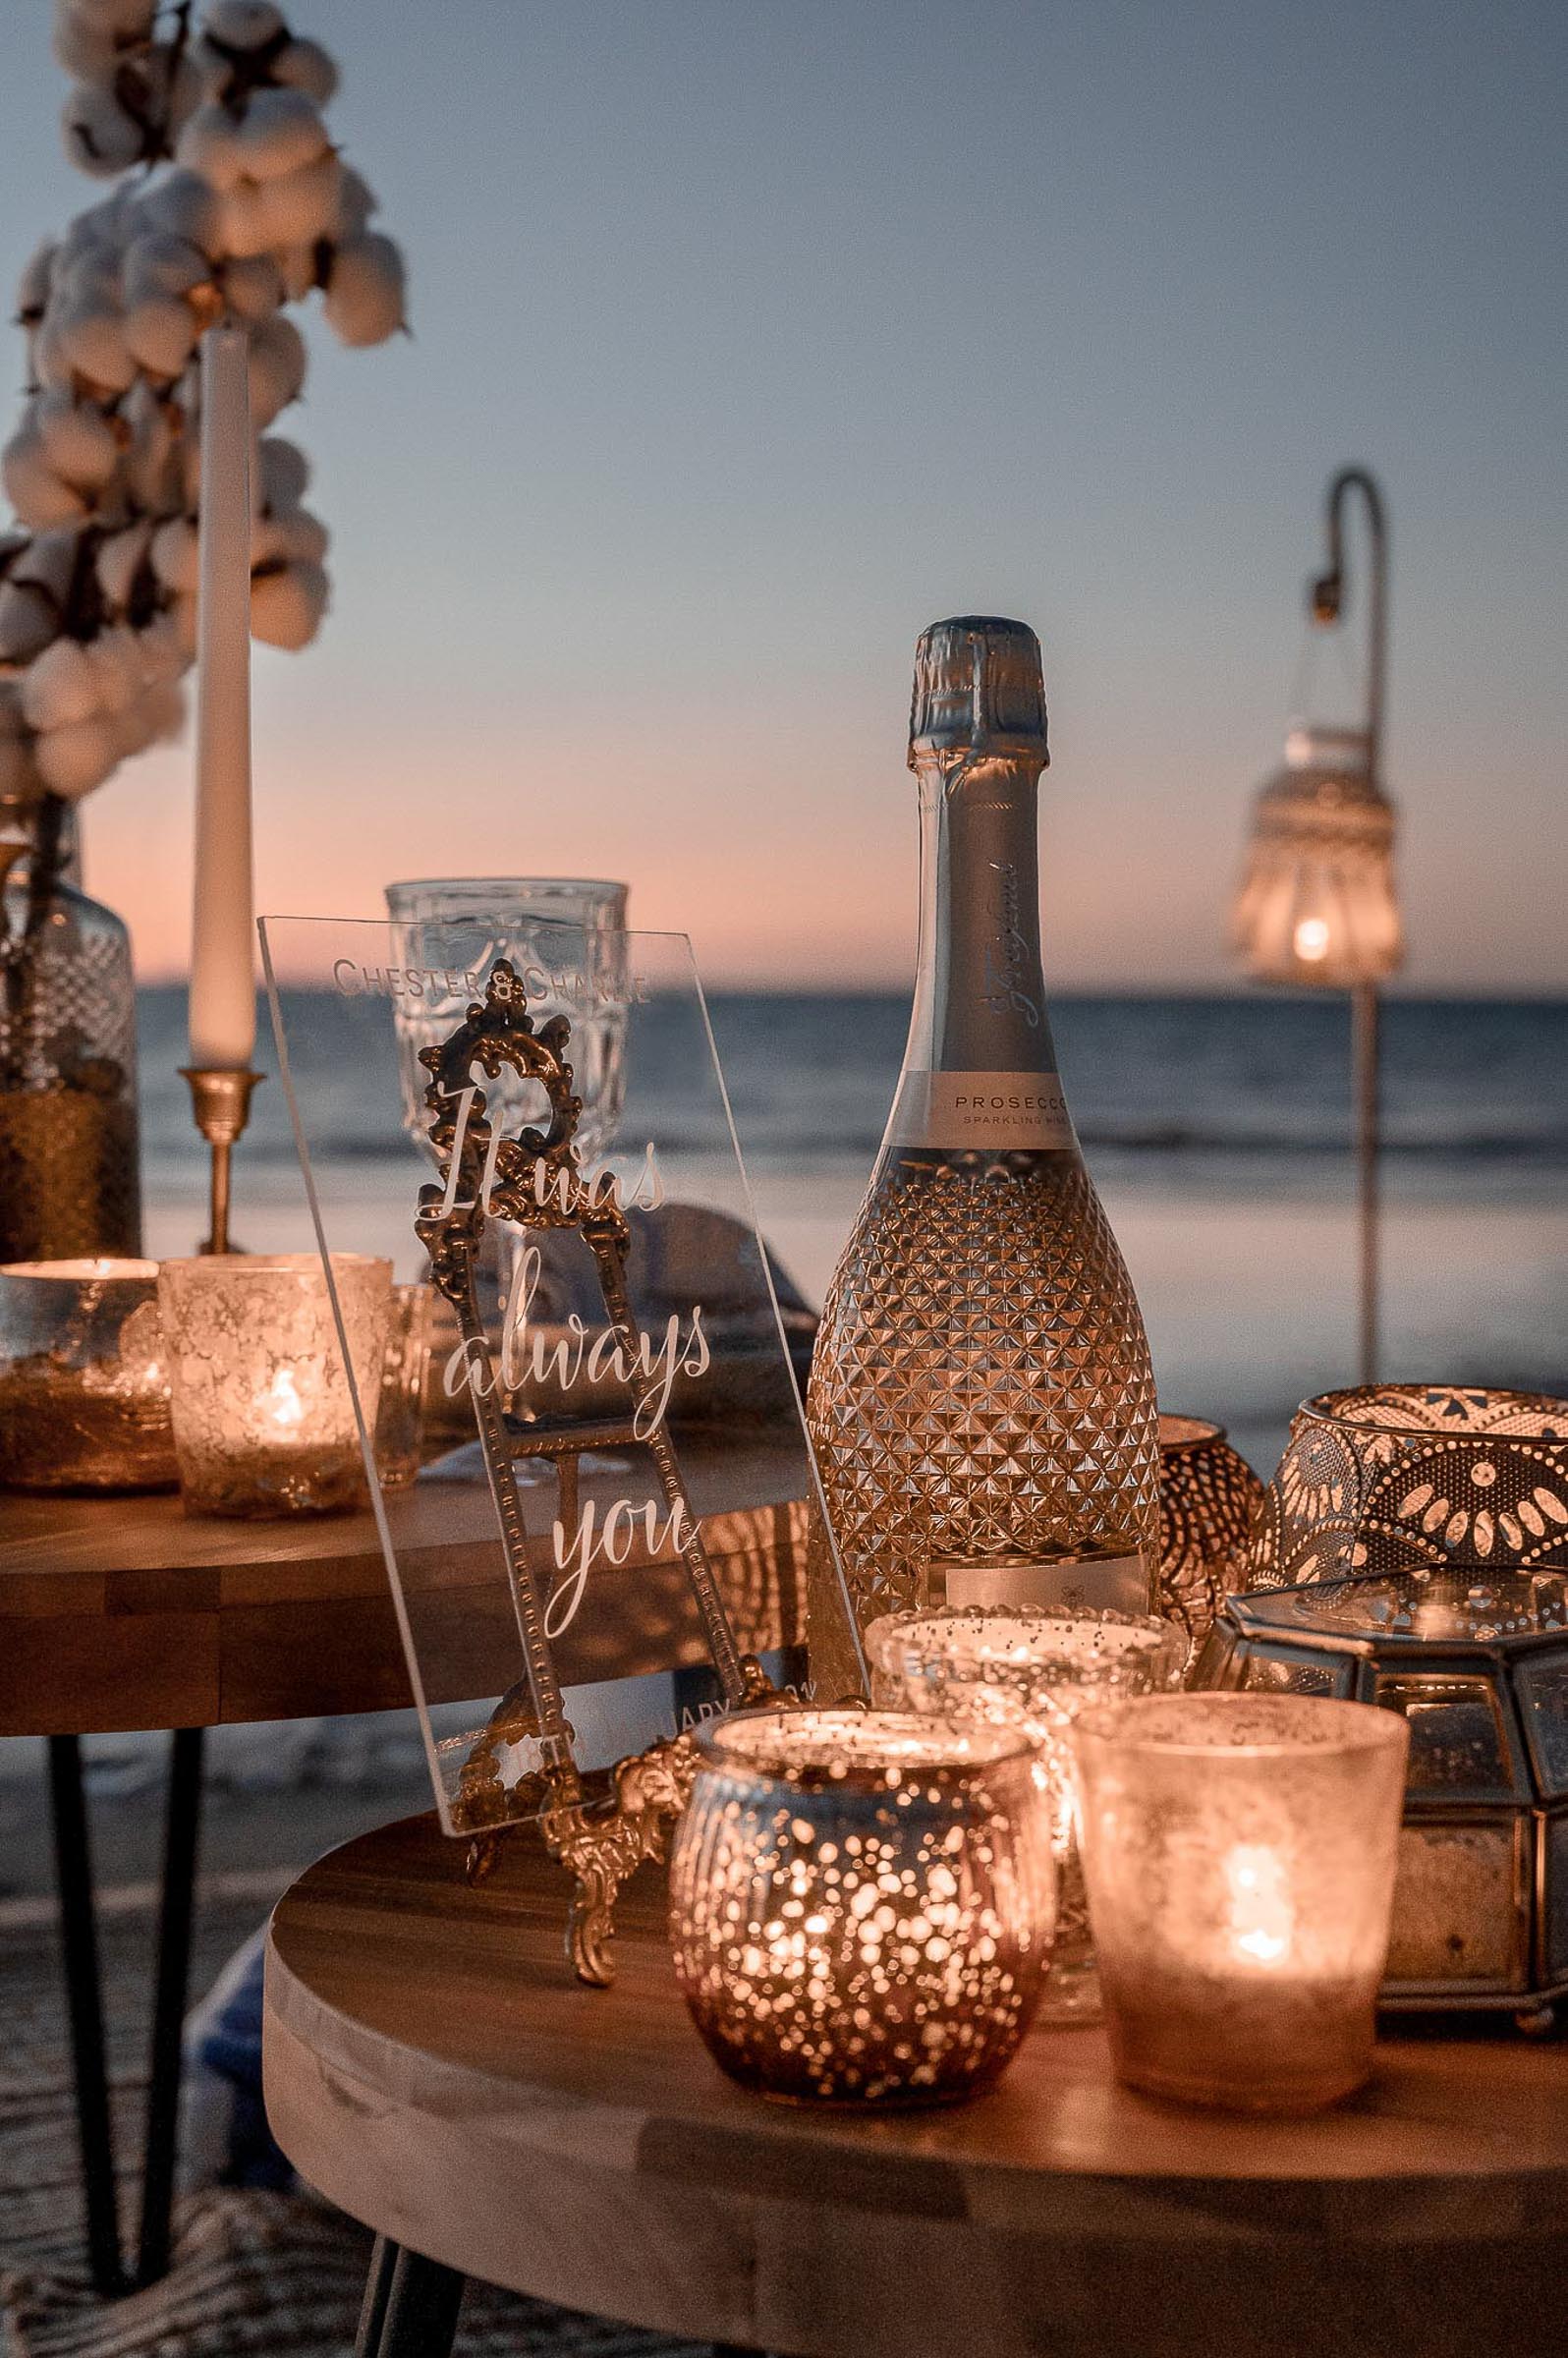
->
[{"left": 5, "top": 0, "right": 1565, "bottom": 989}]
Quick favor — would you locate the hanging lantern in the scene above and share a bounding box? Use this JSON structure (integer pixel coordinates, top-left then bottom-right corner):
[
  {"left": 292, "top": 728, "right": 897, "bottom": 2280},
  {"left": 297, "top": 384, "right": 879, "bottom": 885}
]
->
[{"left": 1232, "top": 723, "right": 1402, "bottom": 988}]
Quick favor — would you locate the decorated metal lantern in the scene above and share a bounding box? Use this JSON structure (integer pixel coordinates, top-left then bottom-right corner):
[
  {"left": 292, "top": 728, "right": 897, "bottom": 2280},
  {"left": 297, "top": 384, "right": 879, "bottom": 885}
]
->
[{"left": 1195, "top": 1569, "right": 1568, "bottom": 2029}]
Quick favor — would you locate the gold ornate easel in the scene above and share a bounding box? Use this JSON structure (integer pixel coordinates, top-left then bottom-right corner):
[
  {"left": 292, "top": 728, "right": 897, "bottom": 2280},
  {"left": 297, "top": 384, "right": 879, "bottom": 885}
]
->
[{"left": 417, "top": 960, "right": 777, "bottom": 1984}]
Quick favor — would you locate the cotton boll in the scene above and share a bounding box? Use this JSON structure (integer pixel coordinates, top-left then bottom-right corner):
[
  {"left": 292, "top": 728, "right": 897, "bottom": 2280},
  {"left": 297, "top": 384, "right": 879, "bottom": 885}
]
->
[
  {"left": 35, "top": 715, "right": 122, "bottom": 800},
  {"left": 257, "top": 150, "right": 343, "bottom": 248},
  {"left": 96, "top": 518, "right": 153, "bottom": 611},
  {"left": 250, "top": 506, "right": 326, "bottom": 567},
  {"left": 30, "top": 322, "right": 76, "bottom": 394},
  {"left": 251, "top": 559, "right": 327, "bottom": 649},
  {"left": 215, "top": 179, "right": 273, "bottom": 260},
  {"left": 11, "top": 528, "right": 83, "bottom": 607},
  {"left": 273, "top": 37, "right": 339, "bottom": 105},
  {"left": 134, "top": 169, "right": 224, "bottom": 254},
  {"left": 257, "top": 435, "right": 308, "bottom": 513},
  {"left": 277, "top": 507, "right": 327, "bottom": 566},
  {"left": 124, "top": 232, "right": 211, "bottom": 305},
  {"left": 135, "top": 607, "right": 190, "bottom": 681},
  {"left": 246, "top": 315, "right": 307, "bottom": 427},
  {"left": 176, "top": 102, "right": 250, "bottom": 192},
  {"left": 52, "top": 13, "right": 121, "bottom": 81},
  {"left": 22, "top": 636, "right": 103, "bottom": 733},
  {"left": 220, "top": 253, "right": 283, "bottom": 321},
  {"left": 203, "top": 1, "right": 286, "bottom": 47},
  {"left": 336, "top": 166, "right": 378, "bottom": 242},
  {"left": 17, "top": 240, "right": 58, "bottom": 327},
  {"left": 323, "top": 235, "right": 406, "bottom": 348},
  {"left": 122, "top": 381, "right": 177, "bottom": 508},
  {"left": 66, "top": 0, "right": 158, "bottom": 33},
  {"left": 86, "top": 626, "right": 145, "bottom": 714},
  {"left": 150, "top": 516, "right": 198, "bottom": 594},
  {"left": 274, "top": 242, "right": 318, "bottom": 302},
  {"left": 125, "top": 293, "right": 199, "bottom": 377},
  {"left": 2, "top": 433, "right": 88, "bottom": 531},
  {"left": 62, "top": 84, "right": 147, "bottom": 179},
  {"left": 34, "top": 391, "right": 121, "bottom": 491},
  {"left": 0, "top": 585, "right": 60, "bottom": 666},
  {"left": 54, "top": 301, "right": 137, "bottom": 396},
  {"left": 238, "top": 88, "right": 330, "bottom": 182},
  {"left": 114, "top": 675, "right": 186, "bottom": 758}
]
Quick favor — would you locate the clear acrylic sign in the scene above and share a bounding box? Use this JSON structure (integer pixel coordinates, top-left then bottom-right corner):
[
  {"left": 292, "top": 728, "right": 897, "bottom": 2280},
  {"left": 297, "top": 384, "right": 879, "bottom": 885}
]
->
[{"left": 259, "top": 915, "right": 857, "bottom": 1913}]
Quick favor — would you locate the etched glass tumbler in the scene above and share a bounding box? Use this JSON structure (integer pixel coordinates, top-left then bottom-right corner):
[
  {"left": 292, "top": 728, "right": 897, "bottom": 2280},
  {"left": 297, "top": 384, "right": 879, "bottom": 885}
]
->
[
  {"left": 383, "top": 877, "right": 630, "bottom": 1170},
  {"left": 866, "top": 1605, "right": 1186, "bottom": 2022},
  {"left": 669, "top": 1708, "right": 1055, "bottom": 2105},
  {"left": 158, "top": 1253, "right": 391, "bottom": 1516}
]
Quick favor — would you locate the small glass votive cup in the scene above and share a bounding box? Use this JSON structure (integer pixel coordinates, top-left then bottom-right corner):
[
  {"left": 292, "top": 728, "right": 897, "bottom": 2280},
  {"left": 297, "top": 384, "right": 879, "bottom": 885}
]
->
[
  {"left": 157, "top": 1253, "right": 392, "bottom": 1518},
  {"left": 1074, "top": 1693, "right": 1410, "bottom": 2113},
  {"left": 374, "top": 1281, "right": 434, "bottom": 1488},
  {"left": 0, "top": 1258, "right": 175, "bottom": 1490},
  {"left": 668, "top": 1707, "right": 1055, "bottom": 2106},
  {"left": 866, "top": 1606, "right": 1185, "bottom": 2024}
]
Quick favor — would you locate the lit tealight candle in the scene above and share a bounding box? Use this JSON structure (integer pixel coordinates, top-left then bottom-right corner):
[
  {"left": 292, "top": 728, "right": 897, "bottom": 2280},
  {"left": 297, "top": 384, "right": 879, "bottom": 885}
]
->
[{"left": 1074, "top": 1694, "right": 1409, "bottom": 2112}]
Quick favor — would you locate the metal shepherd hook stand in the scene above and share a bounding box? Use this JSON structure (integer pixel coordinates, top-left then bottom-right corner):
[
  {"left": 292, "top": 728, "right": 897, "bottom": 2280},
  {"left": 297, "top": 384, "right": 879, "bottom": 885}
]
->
[{"left": 1310, "top": 469, "right": 1389, "bottom": 1385}]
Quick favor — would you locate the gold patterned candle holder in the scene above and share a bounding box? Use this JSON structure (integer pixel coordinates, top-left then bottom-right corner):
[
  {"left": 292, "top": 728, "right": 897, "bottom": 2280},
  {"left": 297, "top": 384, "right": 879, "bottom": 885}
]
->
[
  {"left": 1157, "top": 1413, "right": 1265, "bottom": 1646},
  {"left": 157, "top": 1252, "right": 391, "bottom": 1517},
  {"left": 1075, "top": 1693, "right": 1409, "bottom": 2112},
  {"left": 1254, "top": 1386, "right": 1568, "bottom": 1589},
  {"left": 866, "top": 1606, "right": 1186, "bottom": 2023},
  {"left": 668, "top": 1707, "right": 1055, "bottom": 2105},
  {"left": 0, "top": 1258, "right": 174, "bottom": 1490}
]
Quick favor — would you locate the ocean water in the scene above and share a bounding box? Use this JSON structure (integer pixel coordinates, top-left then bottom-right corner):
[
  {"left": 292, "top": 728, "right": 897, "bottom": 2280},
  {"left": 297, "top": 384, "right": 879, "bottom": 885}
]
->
[{"left": 136, "top": 986, "right": 1568, "bottom": 1483}]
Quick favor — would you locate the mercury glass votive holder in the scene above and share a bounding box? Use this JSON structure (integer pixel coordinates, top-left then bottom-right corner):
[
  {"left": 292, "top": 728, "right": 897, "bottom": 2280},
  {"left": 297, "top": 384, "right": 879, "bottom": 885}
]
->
[
  {"left": 374, "top": 1281, "right": 434, "bottom": 1488},
  {"left": 157, "top": 1253, "right": 392, "bottom": 1518},
  {"left": 0, "top": 1258, "right": 174, "bottom": 1490},
  {"left": 668, "top": 1708, "right": 1055, "bottom": 2106},
  {"left": 866, "top": 1607, "right": 1186, "bottom": 2024},
  {"left": 1075, "top": 1693, "right": 1410, "bottom": 2113}
]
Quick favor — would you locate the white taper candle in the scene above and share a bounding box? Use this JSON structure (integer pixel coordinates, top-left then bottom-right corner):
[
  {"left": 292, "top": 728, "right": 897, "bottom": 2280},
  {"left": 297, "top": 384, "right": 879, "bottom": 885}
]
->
[{"left": 189, "top": 323, "right": 255, "bottom": 1070}]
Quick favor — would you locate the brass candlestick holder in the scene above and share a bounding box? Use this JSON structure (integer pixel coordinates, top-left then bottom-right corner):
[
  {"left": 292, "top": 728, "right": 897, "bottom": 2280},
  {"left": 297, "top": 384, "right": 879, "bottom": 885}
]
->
[{"left": 179, "top": 1066, "right": 263, "bottom": 1254}]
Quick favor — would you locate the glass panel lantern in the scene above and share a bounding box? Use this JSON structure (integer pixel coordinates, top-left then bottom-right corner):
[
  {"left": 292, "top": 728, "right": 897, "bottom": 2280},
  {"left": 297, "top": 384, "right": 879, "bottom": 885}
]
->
[{"left": 1196, "top": 1568, "right": 1568, "bottom": 2026}]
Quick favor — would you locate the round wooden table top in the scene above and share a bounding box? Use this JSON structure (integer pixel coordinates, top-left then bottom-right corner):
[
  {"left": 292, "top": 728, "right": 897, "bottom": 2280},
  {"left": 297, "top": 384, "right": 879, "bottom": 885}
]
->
[{"left": 263, "top": 1811, "right": 1568, "bottom": 2358}]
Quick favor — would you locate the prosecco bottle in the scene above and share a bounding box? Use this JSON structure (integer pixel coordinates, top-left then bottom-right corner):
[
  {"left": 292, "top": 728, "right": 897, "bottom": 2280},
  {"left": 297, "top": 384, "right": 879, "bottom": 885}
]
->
[{"left": 807, "top": 616, "right": 1159, "bottom": 1654}]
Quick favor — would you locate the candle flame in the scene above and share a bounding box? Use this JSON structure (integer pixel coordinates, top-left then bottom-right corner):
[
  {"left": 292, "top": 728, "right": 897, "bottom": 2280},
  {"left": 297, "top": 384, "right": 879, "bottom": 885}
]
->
[
  {"left": 264, "top": 1366, "right": 305, "bottom": 1432},
  {"left": 1224, "top": 1842, "right": 1293, "bottom": 1967}
]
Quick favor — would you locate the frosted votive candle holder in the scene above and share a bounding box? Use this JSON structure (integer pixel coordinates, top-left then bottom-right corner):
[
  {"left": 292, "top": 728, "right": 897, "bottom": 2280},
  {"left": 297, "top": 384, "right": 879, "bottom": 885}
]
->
[
  {"left": 158, "top": 1253, "right": 391, "bottom": 1517},
  {"left": 1074, "top": 1692, "right": 1409, "bottom": 2112},
  {"left": 866, "top": 1606, "right": 1186, "bottom": 2023},
  {"left": 374, "top": 1280, "right": 434, "bottom": 1488},
  {"left": 668, "top": 1708, "right": 1055, "bottom": 2106}
]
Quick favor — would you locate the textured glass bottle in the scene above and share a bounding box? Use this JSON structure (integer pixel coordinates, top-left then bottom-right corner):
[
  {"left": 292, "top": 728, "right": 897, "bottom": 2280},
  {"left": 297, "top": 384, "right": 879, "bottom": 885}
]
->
[
  {"left": 808, "top": 618, "right": 1159, "bottom": 1649},
  {"left": 0, "top": 795, "right": 141, "bottom": 1261}
]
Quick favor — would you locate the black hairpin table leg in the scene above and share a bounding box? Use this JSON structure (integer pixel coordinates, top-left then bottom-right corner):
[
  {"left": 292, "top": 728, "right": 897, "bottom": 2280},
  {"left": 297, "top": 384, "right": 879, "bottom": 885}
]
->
[
  {"left": 136, "top": 1725, "right": 205, "bottom": 2287},
  {"left": 46, "top": 1725, "right": 207, "bottom": 2298},
  {"left": 356, "top": 2238, "right": 466, "bottom": 2358},
  {"left": 46, "top": 1735, "right": 129, "bottom": 2300}
]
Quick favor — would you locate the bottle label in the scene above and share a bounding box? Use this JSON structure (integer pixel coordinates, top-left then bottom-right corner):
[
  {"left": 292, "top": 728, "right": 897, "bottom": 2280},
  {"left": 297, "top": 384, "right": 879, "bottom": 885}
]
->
[
  {"left": 888, "top": 1070, "right": 1074, "bottom": 1151},
  {"left": 934, "top": 1552, "right": 1149, "bottom": 1616}
]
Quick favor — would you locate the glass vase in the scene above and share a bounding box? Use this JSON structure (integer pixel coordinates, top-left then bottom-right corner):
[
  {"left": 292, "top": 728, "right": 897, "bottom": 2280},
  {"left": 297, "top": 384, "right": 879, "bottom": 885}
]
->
[{"left": 0, "top": 798, "right": 141, "bottom": 1262}]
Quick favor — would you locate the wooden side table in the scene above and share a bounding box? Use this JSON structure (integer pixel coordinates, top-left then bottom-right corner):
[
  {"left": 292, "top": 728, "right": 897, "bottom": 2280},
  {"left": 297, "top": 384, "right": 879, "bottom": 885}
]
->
[
  {"left": 0, "top": 1444, "right": 806, "bottom": 2299},
  {"left": 265, "top": 1811, "right": 1568, "bottom": 2358}
]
